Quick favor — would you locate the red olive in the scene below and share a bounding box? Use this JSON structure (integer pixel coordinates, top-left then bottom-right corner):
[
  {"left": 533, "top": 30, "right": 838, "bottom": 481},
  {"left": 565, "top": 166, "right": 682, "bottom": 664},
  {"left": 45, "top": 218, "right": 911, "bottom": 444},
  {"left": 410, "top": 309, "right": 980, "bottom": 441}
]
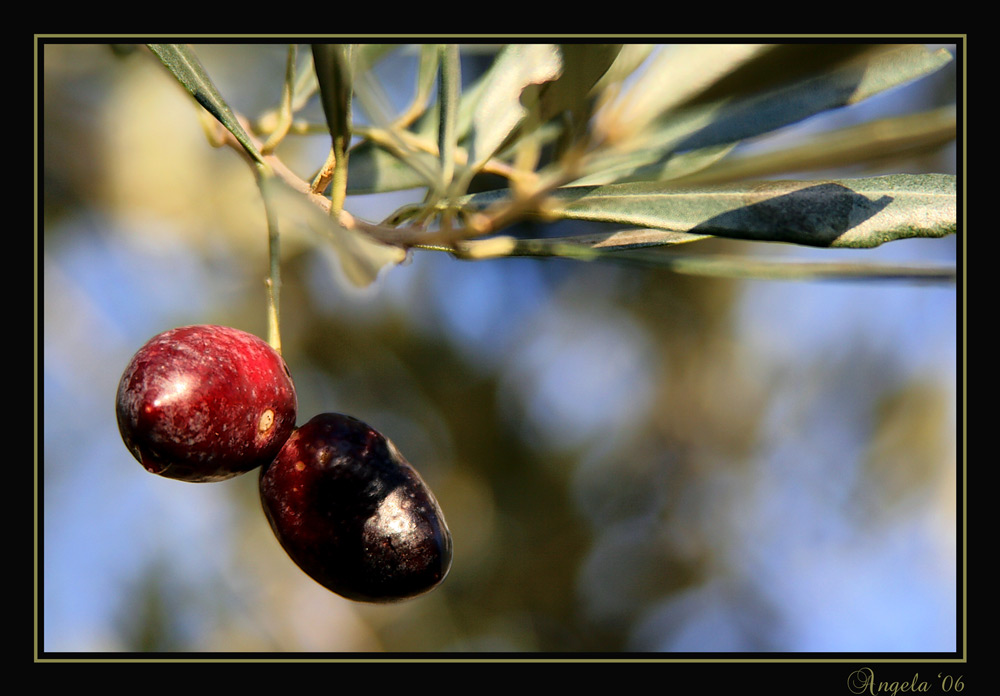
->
[{"left": 116, "top": 325, "right": 297, "bottom": 482}]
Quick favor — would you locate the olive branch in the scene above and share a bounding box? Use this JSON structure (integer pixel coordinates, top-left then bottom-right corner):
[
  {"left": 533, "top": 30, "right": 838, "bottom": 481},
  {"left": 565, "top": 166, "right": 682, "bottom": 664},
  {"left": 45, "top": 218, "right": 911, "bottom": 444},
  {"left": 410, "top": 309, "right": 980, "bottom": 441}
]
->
[{"left": 147, "top": 41, "right": 959, "bottom": 304}]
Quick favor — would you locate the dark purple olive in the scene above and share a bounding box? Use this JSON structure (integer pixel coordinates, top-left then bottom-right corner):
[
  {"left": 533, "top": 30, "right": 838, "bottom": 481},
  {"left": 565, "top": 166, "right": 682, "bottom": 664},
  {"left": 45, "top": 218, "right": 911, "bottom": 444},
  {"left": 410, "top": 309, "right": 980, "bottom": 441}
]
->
[
  {"left": 116, "top": 325, "right": 298, "bottom": 482},
  {"left": 259, "top": 413, "right": 452, "bottom": 602}
]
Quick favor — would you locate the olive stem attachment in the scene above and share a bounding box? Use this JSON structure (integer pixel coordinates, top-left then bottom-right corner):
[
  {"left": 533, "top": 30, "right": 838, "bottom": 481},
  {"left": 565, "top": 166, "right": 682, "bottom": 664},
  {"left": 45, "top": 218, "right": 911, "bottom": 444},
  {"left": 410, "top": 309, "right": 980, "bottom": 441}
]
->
[{"left": 255, "top": 161, "right": 283, "bottom": 354}]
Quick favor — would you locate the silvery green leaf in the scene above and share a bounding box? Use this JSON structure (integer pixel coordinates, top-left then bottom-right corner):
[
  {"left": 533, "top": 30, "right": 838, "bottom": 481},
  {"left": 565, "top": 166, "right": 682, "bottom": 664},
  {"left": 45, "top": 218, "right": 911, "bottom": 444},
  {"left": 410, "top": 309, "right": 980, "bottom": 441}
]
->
[
  {"left": 147, "top": 44, "right": 264, "bottom": 164},
  {"left": 462, "top": 174, "right": 956, "bottom": 249}
]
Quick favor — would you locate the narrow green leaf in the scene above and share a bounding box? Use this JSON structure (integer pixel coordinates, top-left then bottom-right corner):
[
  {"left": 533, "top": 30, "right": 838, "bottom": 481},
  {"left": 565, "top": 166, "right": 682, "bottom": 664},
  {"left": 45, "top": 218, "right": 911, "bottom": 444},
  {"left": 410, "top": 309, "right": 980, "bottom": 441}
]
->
[
  {"left": 570, "top": 142, "right": 738, "bottom": 186},
  {"left": 411, "top": 48, "right": 500, "bottom": 145},
  {"left": 679, "top": 44, "right": 899, "bottom": 106},
  {"left": 147, "top": 43, "right": 264, "bottom": 164},
  {"left": 670, "top": 106, "right": 957, "bottom": 188},
  {"left": 344, "top": 140, "right": 436, "bottom": 194},
  {"left": 848, "top": 45, "right": 954, "bottom": 104},
  {"left": 668, "top": 45, "right": 953, "bottom": 154},
  {"left": 498, "top": 44, "right": 623, "bottom": 162},
  {"left": 608, "top": 44, "right": 774, "bottom": 136},
  {"left": 577, "top": 46, "right": 951, "bottom": 187},
  {"left": 466, "top": 44, "right": 563, "bottom": 171},
  {"left": 311, "top": 44, "right": 353, "bottom": 148},
  {"left": 311, "top": 44, "right": 354, "bottom": 213},
  {"left": 270, "top": 178, "right": 406, "bottom": 287},
  {"left": 443, "top": 236, "right": 955, "bottom": 283},
  {"left": 438, "top": 44, "right": 460, "bottom": 191},
  {"left": 524, "top": 245, "right": 957, "bottom": 283},
  {"left": 628, "top": 251, "right": 956, "bottom": 282},
  {"left": 535, "top": 44, "right": 622, "bottom": 125},
  {"left": 289, "top": 45, "right": 396, "bottom": 117},
  {"left": 462, "top": 174, "right": 956, "bottom": 249},
  {"left": 591, "top": 44, "right": 656, "bottom": 94},
  {"left": 524, "top": 227, "right": 711, "bottom": 250}
]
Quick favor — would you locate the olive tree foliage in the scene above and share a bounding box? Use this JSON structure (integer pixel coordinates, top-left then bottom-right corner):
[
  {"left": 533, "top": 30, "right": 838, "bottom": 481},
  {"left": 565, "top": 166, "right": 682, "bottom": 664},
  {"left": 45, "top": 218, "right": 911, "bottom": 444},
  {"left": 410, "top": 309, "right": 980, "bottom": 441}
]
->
[{"left": 145, "top": 42, "right": 957, "bottom": 346}]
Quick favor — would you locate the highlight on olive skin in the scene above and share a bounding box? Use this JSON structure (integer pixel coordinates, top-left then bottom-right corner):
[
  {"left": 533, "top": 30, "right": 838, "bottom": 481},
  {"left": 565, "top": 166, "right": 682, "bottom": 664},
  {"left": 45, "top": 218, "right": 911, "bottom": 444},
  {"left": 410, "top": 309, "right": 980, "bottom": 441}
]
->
[
  {"left": 259, "top": 412, "right": 453, "bottom": 602},
  {"left": 115, "top": 325, "right": 298, "bottom": 483}
]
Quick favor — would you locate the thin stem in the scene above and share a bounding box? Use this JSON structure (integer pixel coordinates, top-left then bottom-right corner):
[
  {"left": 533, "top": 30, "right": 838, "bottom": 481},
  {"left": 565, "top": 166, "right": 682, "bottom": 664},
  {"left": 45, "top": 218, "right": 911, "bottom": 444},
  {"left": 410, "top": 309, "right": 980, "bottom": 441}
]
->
[
  {"left": 391, "top": 43, "right": 440, "bottom": 129},
  {"left": 254, "top": 162, "right": 283, "bottom": 353},
  {"left": 330, "top": 139, "right": 349, "bottom": 216},
  {"left": 311, "top": 147, "right": 337, "bottom": 194},
  {"left": 261, "top": 44, "right": 297, "bottom": 154}
]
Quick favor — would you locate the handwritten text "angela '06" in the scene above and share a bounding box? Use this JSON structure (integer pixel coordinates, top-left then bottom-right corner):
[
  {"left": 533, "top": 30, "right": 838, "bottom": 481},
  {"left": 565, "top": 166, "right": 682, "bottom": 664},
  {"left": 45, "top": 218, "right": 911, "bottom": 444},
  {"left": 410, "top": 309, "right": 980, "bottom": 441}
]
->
[{"left": 847, "top": 668, "right": 965, "bottom": 696}]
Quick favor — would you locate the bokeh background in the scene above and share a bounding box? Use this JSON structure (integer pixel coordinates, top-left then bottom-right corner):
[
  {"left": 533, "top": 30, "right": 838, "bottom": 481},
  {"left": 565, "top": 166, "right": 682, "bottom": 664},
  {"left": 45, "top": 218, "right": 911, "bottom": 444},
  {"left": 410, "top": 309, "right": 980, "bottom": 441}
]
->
[{"left": 40, "top": 42, "right": 960, "bottom": 654}]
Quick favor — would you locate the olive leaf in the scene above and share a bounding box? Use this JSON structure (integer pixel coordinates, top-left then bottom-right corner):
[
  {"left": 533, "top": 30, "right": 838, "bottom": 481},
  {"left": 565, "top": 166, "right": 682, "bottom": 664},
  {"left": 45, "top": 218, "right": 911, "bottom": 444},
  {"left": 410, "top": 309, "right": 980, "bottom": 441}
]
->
[
  {"left": 311, "top": 43, "right": 353, "bottom": 148},
  {"left": 668, "top": 106, "right": 957, "bottom": 188},
  {"left": 591, "top": 44, "right": 657, "bottom": 94},
  {"left": 666, "top": 44, "right": 954, "bottom": 155},
  {"left": 444, "top": 228, "right": 955, "bottom": 282},
  {"left": 574, "top": 45, "right": 954, "bottom": 188},
  {"left": 522, "top": 44, "right": 622, "bottom": 139},
  {"left": 147, "top": 44, "right": 264, "bottom": 165},
  {"left": 502, "top": 243, "right": 956, "bottom": 283},
  {"left": 604, "top": 44, "right": 774, "bottom": 137},
  {"left": 462, "top": 173, "right": 956, "bottom": 249},
  {"left": 343, "top": 140, "right": 438, "bottom": 196},
  {"left": 269, "top": 177, "right": 406, "bottom": 287},
  {"left": 437, "top": 44, "right": 460, "bottom": 191},
  {"left": 568, "top": 142, "right": 738, "bottom": 187},
  {"left": 466, "top": 44, "right": 563, "bottom": 173},
  {"left": 311, "top": 44, "right": 355, "bottom": 212}
]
